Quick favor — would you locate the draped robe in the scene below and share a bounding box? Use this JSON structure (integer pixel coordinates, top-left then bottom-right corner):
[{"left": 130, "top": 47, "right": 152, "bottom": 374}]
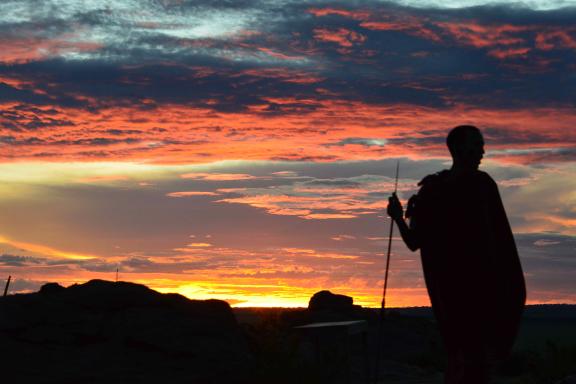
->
[{"left": 410, "top": 170, "right": 526, "bottom": 359}]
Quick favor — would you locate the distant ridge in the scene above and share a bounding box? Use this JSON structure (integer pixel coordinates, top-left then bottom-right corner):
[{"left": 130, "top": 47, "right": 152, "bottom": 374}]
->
[
  {"left": 386, "top": 304, "right": 576, "bottom": 319},
  {"left": 522, "top": 304, "right": 576, "bottom": 319}
]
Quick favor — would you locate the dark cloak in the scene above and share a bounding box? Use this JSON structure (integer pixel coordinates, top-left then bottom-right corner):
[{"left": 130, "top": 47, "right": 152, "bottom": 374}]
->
[{"left": 410, "top": 170, "right": 526, "bottom": 359}]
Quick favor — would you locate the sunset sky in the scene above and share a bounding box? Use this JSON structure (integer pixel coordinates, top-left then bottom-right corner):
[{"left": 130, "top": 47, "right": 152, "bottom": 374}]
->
[{"left": 0, "top": 0, "right": 574, "bottom": 307}]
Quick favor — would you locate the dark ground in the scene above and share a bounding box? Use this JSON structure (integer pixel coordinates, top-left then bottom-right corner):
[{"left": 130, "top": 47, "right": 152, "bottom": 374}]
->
[
  {"left": 234, "top": 305, "right": 576, "bottom": 384},
  {"left": 0, "top": 282, "right": 574, "bottom": 383}
]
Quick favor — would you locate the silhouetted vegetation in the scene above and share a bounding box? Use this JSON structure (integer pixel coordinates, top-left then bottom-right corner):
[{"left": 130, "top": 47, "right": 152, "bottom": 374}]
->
[
  {"left": 1, "top": 282, "right": 573, "bottom": 383},
  {"left": 234, "top": 306, "right": 576, "bottom": 384}
]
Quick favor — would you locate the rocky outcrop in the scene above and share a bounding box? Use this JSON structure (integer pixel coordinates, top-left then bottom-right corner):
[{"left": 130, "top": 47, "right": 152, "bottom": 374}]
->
[
  {"left": 304, "top": 290, "right": 363, "bottom": 323},
  {"left": 0, "top": 280, "right": 252, "bottom": 383},
  {"left": 308, "top": 290, "right": 354, "bottom": 312}
]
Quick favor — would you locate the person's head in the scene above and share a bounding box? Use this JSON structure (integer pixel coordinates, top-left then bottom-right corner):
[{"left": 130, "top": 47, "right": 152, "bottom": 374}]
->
[{"left": 446, "top": 125, "right": 485, "bottom": 171}]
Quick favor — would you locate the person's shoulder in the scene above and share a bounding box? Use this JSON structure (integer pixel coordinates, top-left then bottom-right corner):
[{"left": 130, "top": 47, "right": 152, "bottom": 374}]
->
[
  {"left": 415, "top": 170, "right": 450, "bottom": 199},
  {"left": 475, "top": 170, "right": 498, "bottom": 186},
  {"left": 475, "top": 170, "right": 492, "bottom": 179},
  {"left": 473, "top": 171, "right": 501, "bottom": 199},
  {"left": 417, "top": 170, "right": 450, "bottom": 188}
]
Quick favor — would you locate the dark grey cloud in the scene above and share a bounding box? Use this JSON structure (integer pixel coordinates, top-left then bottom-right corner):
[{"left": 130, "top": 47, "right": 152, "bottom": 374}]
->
[
  {"left": 0, "top": 136, "right": 142, "bottom": 146},
  {"left": 1, "top": 0, "right": 575, "bottom": 116},
  {"left": 3, "top": 278, "right": 48, "bottom": 293},
  {"left": 0, "top": 254, "right": 43, "bottom": 266},
  {"left": 0, "top": 252, "right": 213, "bottom": 275},
  {"left": 489, "top": 147, "right": 576, "bottom": 162},
  {"left": 516, "top": 233, "right": 576, "bottom": 300},
  {"left": 304, "top": 180, "right": 362, "bottom": 188},
  {"left": 517, "top": 233, "right": 576, "bottom": 266},
  {"left": 324, "top": 138, "right": 388, "bottom": 147},
  {"left": 483, "top": 127, "right": 568, "bottom": 145}
]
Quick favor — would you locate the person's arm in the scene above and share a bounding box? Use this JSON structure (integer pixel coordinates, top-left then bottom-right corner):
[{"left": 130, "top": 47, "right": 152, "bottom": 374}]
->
[{"left": 387, "top": 193, "right": 420, "bottom": 251}]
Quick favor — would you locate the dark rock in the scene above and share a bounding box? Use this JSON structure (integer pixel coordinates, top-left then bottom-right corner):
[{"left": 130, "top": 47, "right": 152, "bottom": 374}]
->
[
  {"left": 0, "top": 279, "right": 252, "bottom": 383},
  {"left": 302, "top": 290, "right": 363, "bottom": 323},
  {"left": 39, "top": 282, "right": 65, "bottom": 294},
  {"left": 308, "top": 290, "right": 354, "bottom": 312}
]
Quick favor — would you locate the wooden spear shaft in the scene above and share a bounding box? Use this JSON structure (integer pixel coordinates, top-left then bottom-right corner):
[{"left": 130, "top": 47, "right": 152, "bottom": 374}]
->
[
  {"left": 374, "top": 160, "right": 399, "bottom": 384},
  {"left": 381, "top": 160, "right": 399, "bottom": 317},
  {"left": 3, "top": 275, "right": 11, "bottom": 297}
]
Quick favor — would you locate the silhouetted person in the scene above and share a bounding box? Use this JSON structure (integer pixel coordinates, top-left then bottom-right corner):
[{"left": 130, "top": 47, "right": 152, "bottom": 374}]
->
[{"left": 387, "top": 126, "right": 526, "bottom": 384}]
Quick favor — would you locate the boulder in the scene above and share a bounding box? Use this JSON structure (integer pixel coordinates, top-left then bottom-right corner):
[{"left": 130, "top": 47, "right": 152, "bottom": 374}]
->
[
  {"left": 303, "top": 290, "right": 363, "bottom": 323},
  {"left": 0, "top": 280, "right": 252, "bottom": 383},
  {"left": 39, "top": 282, "right": 65, "bottom": 294},
  {"left": 308, "top": 290, "right": 354, "bottom": 312}
]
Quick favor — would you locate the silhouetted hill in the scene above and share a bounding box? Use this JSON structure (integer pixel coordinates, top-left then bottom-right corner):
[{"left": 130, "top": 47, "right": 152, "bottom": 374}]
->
[{"left": 0, "top": 280, "right": 252, "bottom": 383}]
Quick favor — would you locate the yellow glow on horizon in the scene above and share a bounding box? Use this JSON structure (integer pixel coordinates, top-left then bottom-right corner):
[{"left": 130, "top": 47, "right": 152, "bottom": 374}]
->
[
  {"left": 150, "top": 280, "right": 431, "bottom": 308},
  {"left": 0, "top": 159, "right": 320, "bottom": 185},
  {"left": 9, "top": 274, "right": 575, "bottom": 308},
  {"left": 0, "top": 160, "right": 250, "bottom": 186}
]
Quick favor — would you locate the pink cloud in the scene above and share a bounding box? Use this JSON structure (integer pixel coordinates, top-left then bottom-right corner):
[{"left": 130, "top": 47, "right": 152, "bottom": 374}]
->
[
  {"left": 313, "top": 28, "right": 367, "bottom": 48},
  {"left": 166, "top": 191, "right": 220, "bottom": 197},
  {"left": 361, "top": 21, "right": 442, "bottom": 43},
  {"left": 535, "top": 29, "right": 576, "bottom": 50},
  {"left": 0, "top": 35, "right": 103, "bottom": 64},
  {"left": 307, "top": 8, "right": 371, "bottom": 20},
  {"left": 180, "top": 173, "right": 258, "bottom": 181},
  {"left": 488, "top": 47, "right": 531, "bottom": 59},
  {"left": 215, "top": 176, "right": 411, "bottom": 220},
  {"left": 0, "top": 99, "right": 574, "bottom": 166},
  {"left": 77, "top": 175, "right": 129, "bottom": 183}
]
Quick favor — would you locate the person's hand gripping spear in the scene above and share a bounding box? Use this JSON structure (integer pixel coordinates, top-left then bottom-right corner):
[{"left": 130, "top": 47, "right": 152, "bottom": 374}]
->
[
  {"left": 387, "top": 191, "right": 420, "bottom": 252},
  {"left": 387, "top": 192, "right": 403, "bottom": 222}
]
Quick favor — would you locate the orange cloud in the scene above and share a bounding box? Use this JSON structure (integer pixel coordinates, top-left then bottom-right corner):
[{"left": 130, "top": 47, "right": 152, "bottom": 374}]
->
[
  {"left": 535, "top": 29, "right": 576, "bottom": 50},
  {"left": 361, "top": 20, "right": 442, "bottom": 43},
  {"left": 256, "top": 47, "right": 307, "bottom": 61},
  {"left": 488, "top": 47, "right": 531, "bottom": 59},
  {"left": 305, "top": 213, "right": 357, "bottom": 220},
  {"left": 77, "top": 175, "right": 129, "bottom": 183},
  {"left": 237, "top": 68, "right": 325, "bottom": 84},
  {"left": 181, "top": 173, "right": 258, "bottom": 181},
  {"left": 307, "top": 7, "right": 371, "bottom": 20},
  {"left": 437, "top": 22, "right": 530, "bottom": 48},
  {"left": 0, "top": 235, "right": 96, "bottom": 260},
  {"left": 313, "top": 28, "right": 367, "bottom": 48},
  {"left": 166, "top": 191, "right": 220, "bottom": 197},
  {"left": 1, "top": 101, "right": 574, "bottom": 165},
  {"left": 308, "top": 4, "right": 442, "bottom": 46}
]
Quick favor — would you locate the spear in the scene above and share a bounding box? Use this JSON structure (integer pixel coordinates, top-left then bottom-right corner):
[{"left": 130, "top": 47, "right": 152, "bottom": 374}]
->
[
  {"left": 3, "top": 275, "right": 11, "bottom": 297},
  {"left": 373, "top": 160, "right": 399, "bottom": 384}
]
